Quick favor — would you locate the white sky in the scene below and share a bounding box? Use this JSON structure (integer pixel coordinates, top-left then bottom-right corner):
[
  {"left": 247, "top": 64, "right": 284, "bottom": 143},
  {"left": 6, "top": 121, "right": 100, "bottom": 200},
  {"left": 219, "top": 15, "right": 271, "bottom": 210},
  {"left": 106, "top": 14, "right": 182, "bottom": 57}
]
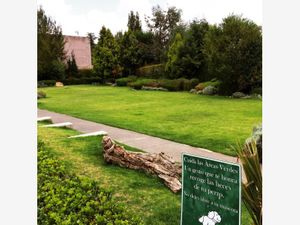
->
[{"left": 37, "top": 0, "right": 262, "bottom": 37}]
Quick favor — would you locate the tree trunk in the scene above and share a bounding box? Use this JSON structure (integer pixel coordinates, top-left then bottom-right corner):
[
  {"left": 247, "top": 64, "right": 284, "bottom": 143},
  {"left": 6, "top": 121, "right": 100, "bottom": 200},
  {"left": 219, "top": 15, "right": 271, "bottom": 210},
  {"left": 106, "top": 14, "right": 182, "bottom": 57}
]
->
[{"left": 102, "top": 136, "right": 182, "bottom": 193}]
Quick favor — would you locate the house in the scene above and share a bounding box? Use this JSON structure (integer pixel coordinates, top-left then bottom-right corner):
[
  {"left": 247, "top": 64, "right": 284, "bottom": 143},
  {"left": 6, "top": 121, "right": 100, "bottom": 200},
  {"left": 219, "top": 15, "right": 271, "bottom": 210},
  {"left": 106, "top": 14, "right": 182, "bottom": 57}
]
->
[{"left": 63, "top": 35, "right": 92, "bottom": 69}]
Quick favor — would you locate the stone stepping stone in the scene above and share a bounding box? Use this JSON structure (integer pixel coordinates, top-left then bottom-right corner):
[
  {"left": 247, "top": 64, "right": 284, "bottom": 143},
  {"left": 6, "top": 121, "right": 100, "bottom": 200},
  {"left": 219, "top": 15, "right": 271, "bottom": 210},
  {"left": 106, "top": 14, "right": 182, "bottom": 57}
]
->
[
  {"left": 37, "top": 116, "right": 52, "bottom": 122},
  {"left": 68, "top": 131, "right": 108, "bottom": 138},
  {"left": 42, "top": 122, "right": 72, "bottom": 128}
]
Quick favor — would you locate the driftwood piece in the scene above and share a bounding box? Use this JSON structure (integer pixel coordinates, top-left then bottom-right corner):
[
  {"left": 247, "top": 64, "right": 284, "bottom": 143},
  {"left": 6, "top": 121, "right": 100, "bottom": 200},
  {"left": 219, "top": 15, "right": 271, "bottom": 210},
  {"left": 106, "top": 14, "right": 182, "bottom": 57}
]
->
[{"left": 102, "top": 136, "right": 182, "bottom": 193}]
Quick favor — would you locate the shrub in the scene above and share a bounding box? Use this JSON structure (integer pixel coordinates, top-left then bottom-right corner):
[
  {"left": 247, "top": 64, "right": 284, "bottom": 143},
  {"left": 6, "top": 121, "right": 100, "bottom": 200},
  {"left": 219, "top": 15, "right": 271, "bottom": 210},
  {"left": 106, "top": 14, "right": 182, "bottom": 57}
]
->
[
  {"left": 234, "top": 141, "right": 262, "bottom": 225},
  {"left": 60, "top": 77, "right": 102, "bottom": 85},
  {"left": 251, "top": 87, "right": 262, "bottom": 95},
  {"left": 136, "top": 64, "right": 165, "bottom": 78},
  {"left": 38, "top": 140, "right": 143, "bottom": 225},
  {"left": 195, "top": 79, "right": 222, "bottom": 91},
  {"left": 232, "top": 92, "right": 246, "bottom": 98},
  {"left": 128, "top": 79, "right": 157, "bottom": 90},
  {"left": 116, "top": 76, "right": 137, "bottom": 86},
  {"left": 158, "top": 79, "right": 182, "bottom": 91},
  {"left": 38, "top": 80, "right": 56, "bottom": 87},
  {"left": 37, "top": 91, "right": 46, "bottom": 99},
  {"left": 78, "top": 69, "right": 95, "bottom": 78}
]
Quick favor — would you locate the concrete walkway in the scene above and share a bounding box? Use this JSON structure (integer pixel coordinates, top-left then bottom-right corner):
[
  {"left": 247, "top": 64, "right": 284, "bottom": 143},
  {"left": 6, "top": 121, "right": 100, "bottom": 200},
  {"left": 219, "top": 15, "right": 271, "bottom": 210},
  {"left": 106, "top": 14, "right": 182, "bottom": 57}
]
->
[{"left": 38, "top": 109, "right": 238, "bottom": 164}]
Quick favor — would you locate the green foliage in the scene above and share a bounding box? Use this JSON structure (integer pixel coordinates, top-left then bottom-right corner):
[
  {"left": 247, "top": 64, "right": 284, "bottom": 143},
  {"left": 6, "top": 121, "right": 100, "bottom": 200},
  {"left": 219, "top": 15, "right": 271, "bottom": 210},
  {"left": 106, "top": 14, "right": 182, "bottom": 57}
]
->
[
  {"left": 93, "top": 26, "right": 120, "bottom": 79},
  {"left": 128, "top": 79, "right": 157, "bottom": 90},
  {"left": 127, "top": 11, "right": 142, "bottom": 32},
  {"left": 234, "top": 141, "right": 262, "bottom": 225},
  {"left": 165, "top": 20, "right": 210, "bottom": 80},
  {"left": 115, "top": 76, "right": 137, "bottom": 86},
  {"left": 136, "top": 64, "right": 164, "bottom": 78},
  {"left": 195, "top": 79, "right": 222, "bottom": 91},
  {"left": 165, "top": 33, "right": 184, "bottom": 78},
  {"left": 145, "top": 5, "right": 182, "bottom": 62},
  {"left": 66, "top": 52, "right": 79, "bottom": 78},
  {"left": 77, "top": 69, "right": 95, "bottom": 78},
  {"left": 203, "top": 15, "right": 262, "bottom": 95},
  {"left": 60, "top": 77, "right": 101, "bottom": 85},
  {"left": 38, "top": 91, "right": 47, "bottom": 99},
  {"left": 38, "top": 80, "right": 56, "bottom": 88},
  {"left": 38, "top": 7, "right": 66, "bottom": 80},
  {"left": 38, "top": 140, "right": 143, "bottom": 225},
  {"left": 119, "top": 31, "right": 140, "bottom": 75}
]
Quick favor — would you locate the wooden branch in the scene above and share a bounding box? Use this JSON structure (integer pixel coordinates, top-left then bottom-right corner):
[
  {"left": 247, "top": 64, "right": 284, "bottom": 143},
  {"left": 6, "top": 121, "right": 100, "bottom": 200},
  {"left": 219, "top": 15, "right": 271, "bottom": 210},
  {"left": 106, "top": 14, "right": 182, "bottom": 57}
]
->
[{"left": 102, "top": 136, "right": 182, "bottom": 193}]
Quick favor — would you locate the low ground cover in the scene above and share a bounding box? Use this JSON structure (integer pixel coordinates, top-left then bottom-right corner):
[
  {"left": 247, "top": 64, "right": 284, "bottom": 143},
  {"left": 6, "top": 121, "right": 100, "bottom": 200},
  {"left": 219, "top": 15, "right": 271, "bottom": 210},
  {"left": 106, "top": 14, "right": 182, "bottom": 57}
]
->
[
  {"left": 38, "top": 85, "right": 262, "bottom": 156},
  {"left": 38, "top": 125, "right": 253, "bottom": 224}
]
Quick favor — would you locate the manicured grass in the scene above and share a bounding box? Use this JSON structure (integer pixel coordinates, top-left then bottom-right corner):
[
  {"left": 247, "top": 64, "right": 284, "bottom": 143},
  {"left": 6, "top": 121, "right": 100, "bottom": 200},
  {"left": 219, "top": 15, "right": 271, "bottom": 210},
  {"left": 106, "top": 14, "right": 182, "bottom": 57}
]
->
[
  {"left": 38, "top": 125, "right": 253, "bottom": 225},
  {"left": 38, "top": 85, "right": 262, "bottom": 156}
]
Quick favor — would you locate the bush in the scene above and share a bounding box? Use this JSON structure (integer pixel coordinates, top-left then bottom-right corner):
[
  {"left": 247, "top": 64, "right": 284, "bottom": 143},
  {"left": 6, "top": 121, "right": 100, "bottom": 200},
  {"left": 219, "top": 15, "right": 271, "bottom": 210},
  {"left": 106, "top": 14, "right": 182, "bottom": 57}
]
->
[
  {"left": 60, "top": 77, "right": 102, "bottom": 85},
  {"left": 38, "top": 80, "right": 56, "bottom": 87},
  {"left": 38, "top": 91, "right": 46, "bottom": 99},
  {"left": 158, "top": 79, "right": 182, "bottom": 91},
  {"left": 136, "top": 64, "right": 165, "bottom": 78},
  {"left": 232, "top": 92, "right": 246, "bottom": 98},
  {"left": 251, "top": 87, "right": 262, "bottom": 95},
  {"left": 128, "top": 79, "right": 157, "bottom": 90},
  {"left": 116, "top": 76, "right": 137, "bottom": 86},
  {"left": 195, "top": 79, "right": 222, "bottom": 91},
  {"left": 78, "top": 69, "right": 95, "bottom": 78},
  {"left": 38, "top": 140, "right": 143, "bottom": 225}
]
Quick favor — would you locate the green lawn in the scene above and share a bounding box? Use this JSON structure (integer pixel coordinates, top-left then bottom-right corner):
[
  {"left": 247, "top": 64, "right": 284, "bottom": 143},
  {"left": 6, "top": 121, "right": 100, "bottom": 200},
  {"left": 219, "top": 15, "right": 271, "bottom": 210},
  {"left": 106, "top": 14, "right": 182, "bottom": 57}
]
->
[
  {"left": 38, "top": 85, "right": 262, "bottom": 156},
  {"left": 37, "top": 125, "right": 253, "bottom": 225}
]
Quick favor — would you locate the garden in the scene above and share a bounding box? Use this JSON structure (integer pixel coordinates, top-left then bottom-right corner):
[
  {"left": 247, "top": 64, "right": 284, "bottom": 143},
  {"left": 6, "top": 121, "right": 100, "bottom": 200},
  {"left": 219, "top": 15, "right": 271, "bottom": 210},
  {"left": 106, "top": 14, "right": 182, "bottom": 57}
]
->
[{"left": 37, "top": 3, "right": 262, "bottom": 225}]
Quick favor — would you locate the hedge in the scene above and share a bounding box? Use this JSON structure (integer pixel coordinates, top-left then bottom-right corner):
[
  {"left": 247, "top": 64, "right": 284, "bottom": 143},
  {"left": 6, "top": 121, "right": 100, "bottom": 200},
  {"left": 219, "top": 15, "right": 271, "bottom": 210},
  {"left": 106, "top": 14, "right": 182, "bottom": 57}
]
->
[
  {"left": 38, "top": 80, "right": 56, "bottom": 88},
  {"left": 38, "top": 140, "right": 143, "bottom": 225},
  {"left": 116, "top": 76, "right": 137, "bottom": 86},
  {"left": 128, "top": 79, "right": 158, "bottom": 90},
  {"left": 60, "top": 77, "right": 102, "bottom": 85},
  {"left": 136, "top": 64, "right": 165, "bottom": 79}
]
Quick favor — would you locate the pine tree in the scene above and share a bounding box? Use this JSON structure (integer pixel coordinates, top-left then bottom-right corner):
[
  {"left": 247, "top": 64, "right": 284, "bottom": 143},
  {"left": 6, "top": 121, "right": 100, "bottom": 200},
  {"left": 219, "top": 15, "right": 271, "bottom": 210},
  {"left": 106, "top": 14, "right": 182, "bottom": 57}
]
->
[
  {"left": 93, "top": 26, "right": 120, "bottom": 79},
  {"left": 38, "top": 7, "right": 66, "bottom": 80}
]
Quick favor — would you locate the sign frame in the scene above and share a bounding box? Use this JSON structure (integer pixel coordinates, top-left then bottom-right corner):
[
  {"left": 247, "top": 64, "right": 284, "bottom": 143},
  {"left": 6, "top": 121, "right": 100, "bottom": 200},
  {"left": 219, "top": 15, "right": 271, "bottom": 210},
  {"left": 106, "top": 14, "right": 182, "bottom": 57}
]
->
[{"left": 180, "top": 153, "right": 242, "bottom": 225}]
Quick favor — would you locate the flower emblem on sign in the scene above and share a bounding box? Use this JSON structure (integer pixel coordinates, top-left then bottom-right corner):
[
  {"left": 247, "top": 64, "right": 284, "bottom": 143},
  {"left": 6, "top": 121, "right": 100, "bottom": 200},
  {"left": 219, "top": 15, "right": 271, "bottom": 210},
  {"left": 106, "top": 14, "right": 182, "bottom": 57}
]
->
[{"left": 199, "top": 211, "right": 222, "bottom": 225}]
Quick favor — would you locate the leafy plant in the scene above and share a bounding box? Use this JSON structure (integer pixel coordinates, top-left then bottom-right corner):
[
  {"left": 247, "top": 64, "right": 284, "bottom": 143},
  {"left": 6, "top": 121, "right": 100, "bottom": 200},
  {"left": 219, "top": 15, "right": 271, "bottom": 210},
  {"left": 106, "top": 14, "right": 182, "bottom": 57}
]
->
[
  {"left": 38, "top": 140, "right": 143, "bottom": 225},
  {"left": 234, "top": 141, "right": 262, "bottom": 225}
]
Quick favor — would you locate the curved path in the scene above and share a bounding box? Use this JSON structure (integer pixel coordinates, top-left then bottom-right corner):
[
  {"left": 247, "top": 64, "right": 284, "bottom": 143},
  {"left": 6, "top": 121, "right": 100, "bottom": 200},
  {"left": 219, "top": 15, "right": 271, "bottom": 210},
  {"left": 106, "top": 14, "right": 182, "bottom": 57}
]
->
[{"left": 38, "top": 109, "right": 238, "bottom": 164}]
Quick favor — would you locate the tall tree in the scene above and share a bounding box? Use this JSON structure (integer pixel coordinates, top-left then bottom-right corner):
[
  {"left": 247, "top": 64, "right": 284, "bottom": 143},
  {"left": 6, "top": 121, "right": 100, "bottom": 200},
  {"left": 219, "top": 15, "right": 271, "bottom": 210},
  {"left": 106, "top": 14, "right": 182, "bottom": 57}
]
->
[
  {"left": 145, "top": 5, "right": 182, "bottom": 61},
  {"left": 66, "top": 51, "right": 78, "bottom": 78},
  {"left": 87, "top": 32, "right": 96, "bottom": 51},
  {"left": 37, "top": 7, "right": 66, "bottom": 80},
  {"left": 127, "top": 11, "right": 142, "bottom": 32},
  {"left": 203, "top": 15, "right": 262, "bottom": 94},
  {"left": 93, "top": 26, "right": 120, "bottom": 79},
  {"left": 166, "top": 19, "right": 209, "bottom": 79},
  {"left": 119, "top": 30, "right": 140, "bottom": 75},
  {"left": 165, "top": 33, "right": 184, "bottom": 78}
]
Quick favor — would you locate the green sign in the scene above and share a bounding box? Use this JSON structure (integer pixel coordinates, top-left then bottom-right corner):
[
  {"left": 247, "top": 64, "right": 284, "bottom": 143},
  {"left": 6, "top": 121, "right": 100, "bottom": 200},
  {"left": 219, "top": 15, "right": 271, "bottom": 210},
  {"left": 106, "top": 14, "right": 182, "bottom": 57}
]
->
[{"left": 181, "top": 153, "right": 241, "bottom": 225}]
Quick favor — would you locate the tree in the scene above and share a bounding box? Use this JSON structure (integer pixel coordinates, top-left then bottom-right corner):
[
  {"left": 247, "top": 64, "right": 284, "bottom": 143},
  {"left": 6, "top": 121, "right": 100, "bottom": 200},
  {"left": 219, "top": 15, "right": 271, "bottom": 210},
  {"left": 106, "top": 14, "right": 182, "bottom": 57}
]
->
[
  {"left": 145, "top": 5, "right": 182, "bottom": 62},
  {"left": 165, "top": 33, "right": 184, "bottom": 78},
  {"left": 203, "top": 15, "right": 262, "bottom": 95},
  {"left": 66, "top": 51, "right": 78, "bottom": 78},
  {"left": 87, "top": 32, "right": 96, "bottom": 52},
  {"left": 119, "top": 30, "right": 140, "bottom": 75},
  {"left": 38, "top": 7, "right": 66, "bottom": 80},
  {"left": 165, "top": 19, "right": 209, "bottom": 79},
  {"left": 127, "top": 11, "right": 142, "bottom": 32},
  {"left": 93, "top": 26, "right": 120, "bottom": 79}
]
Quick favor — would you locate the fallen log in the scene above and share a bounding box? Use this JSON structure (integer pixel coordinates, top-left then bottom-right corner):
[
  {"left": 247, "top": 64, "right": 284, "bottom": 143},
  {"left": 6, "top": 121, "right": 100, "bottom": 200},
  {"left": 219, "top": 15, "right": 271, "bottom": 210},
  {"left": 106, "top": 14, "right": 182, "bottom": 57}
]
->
[{"left": 102, "top": 136, "right": 182, "bottom": 193}]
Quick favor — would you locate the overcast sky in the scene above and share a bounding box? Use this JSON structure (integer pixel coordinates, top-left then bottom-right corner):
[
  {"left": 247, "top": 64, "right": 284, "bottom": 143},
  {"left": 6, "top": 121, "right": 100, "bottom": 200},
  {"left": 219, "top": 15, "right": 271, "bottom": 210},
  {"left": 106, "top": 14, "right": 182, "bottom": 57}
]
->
[{"left": 37, "top": 0, "right": 262, "bottom": 37}]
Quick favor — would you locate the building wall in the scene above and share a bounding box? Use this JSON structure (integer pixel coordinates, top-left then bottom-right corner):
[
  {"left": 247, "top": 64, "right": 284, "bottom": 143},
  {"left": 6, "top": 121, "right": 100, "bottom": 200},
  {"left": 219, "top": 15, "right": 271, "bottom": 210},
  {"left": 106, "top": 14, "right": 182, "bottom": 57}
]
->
[{"left": 64, "top": 35, "right": 92, "bottom": 69}]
